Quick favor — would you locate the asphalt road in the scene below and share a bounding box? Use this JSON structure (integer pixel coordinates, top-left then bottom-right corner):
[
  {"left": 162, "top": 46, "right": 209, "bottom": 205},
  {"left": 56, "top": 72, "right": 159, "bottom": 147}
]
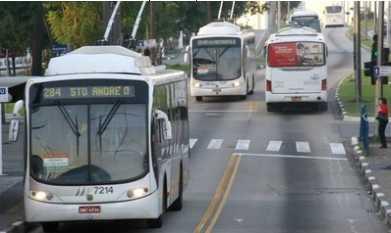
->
[{"left": 30, "top": 27, "right": 387, "bottom": 233}]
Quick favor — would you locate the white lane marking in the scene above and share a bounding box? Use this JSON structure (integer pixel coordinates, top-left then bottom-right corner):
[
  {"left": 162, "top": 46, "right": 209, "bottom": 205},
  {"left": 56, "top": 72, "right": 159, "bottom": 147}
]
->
[
  {"left": 189, "top": 138, "right": 198, "bottom": 149},
  {"left": 237, "top": 153, "right": 348, "bottom": 161},
  {"left": 329, "top": 143, "right": 346, "bottom": 155},
  {"left": 235, "top": 139, "right": 250, "bottom": 151},
  {"left": 266, "top": 140, "right": 282, "bottom": 152},
  {"left": 296, "top": 141, "right": 311, "bottom": 153},
  {"left": 207, "top": 139, "right": 223, "bottom": 150}
]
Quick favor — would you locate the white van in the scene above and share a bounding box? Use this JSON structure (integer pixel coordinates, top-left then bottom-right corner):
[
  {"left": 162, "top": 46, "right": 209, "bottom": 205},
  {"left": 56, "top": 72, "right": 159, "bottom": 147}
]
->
[{"left": 264, "top": 27, "right": 328, "bottom": 112}]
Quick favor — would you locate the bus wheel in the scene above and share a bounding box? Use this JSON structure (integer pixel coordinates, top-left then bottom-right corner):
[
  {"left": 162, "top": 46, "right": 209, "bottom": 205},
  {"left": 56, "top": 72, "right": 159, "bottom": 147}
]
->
[
  {"left": 266, "top": 103, "right": 274, "bottom": 112},
  {"left": 248, "top": 76, "right": 255, "bottom": 95},
  {"left": 319, "top": 102, "right": 328, "bottom": 112},
  {"left": 41, "top": 222, "right": 59, "bottom": 233},
  {"left": 148, "top": 179, "right": 167, "bottom": 228},
  {"left": 170, "top": 166, "right": 183, "bottom": 211},
  {"left": 195, "top": 96, "right": 202, "bottom": 102}
]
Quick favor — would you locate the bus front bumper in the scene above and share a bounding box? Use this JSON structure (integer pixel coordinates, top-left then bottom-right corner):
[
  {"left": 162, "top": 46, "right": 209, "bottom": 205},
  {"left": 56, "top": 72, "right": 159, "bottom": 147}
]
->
[{"left": 25, "top": 191, "right": 160, "bottom": 223}]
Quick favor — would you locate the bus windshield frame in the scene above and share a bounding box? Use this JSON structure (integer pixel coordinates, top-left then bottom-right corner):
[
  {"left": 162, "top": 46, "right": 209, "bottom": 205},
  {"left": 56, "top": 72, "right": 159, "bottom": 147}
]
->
[
  {"left": 192, "top": 37, "right": 242, "bottom": 81},
  {"left": 326, "top": 6, "right": 342, "bottom": 14},
  {"left": 267, "top": 41, "right": 326, "bottom": 68},
  {"left": 28, "top": 79, "right": 150, "bottom": 186},
  {"left": 291, "top": 16, "right": 321, "bottom": 32}
]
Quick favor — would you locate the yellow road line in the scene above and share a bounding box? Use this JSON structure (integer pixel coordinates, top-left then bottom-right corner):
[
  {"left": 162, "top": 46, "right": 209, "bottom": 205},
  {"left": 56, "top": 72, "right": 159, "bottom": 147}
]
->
[{"left": 194, "top": 154, "right": 241, "bottom": 233}]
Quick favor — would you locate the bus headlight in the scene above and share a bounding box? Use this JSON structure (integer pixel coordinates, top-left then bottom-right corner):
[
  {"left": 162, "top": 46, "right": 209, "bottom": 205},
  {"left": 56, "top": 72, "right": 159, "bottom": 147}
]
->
[
  {"left": 193, "top": 82, "right": 201, "bottom": 88},
  {"left": 31, "top": 190, "right": 53, "bottom": 201},
  {"left": 233, "top": 80, "right": 240, "bottom": 87},
  {"left": 127, "top": 188, "right": 148, "bottom": 199}
]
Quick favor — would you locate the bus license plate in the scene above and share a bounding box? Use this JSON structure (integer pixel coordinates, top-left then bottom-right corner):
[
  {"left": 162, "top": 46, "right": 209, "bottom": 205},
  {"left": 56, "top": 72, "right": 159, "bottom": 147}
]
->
[
  {"left": 291, "top": 96, "right": 301, "bottom": 102},
  {"left": 79, "top": 206, "right": 101, "bottom": 214}
]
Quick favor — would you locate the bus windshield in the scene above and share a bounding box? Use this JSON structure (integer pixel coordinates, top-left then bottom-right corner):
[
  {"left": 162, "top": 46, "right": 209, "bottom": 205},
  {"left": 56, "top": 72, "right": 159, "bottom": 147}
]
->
[
  {"left": 291, "top": 16, "right": 321, "bottom": 32},
  {"left": 268, "top": 42, "right": 325, "bottom": 67},
  {"left": 29, "top": 82, "right": 149, "bottom": 185},
  {"left": 326, "top": 6, "right": 342, "bottom": 14},
  {"left": 192, "top": 38, "right": 241, "bottom": 81}
]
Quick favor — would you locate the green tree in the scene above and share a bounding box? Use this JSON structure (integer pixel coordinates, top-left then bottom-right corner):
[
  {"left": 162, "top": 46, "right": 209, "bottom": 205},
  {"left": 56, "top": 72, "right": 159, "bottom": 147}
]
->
[
  {"left": 0, "top": 2, "right": 49, "bottom": 75},
  {"left": 46, "top": 2, "right": 103, "bottom": 47}
]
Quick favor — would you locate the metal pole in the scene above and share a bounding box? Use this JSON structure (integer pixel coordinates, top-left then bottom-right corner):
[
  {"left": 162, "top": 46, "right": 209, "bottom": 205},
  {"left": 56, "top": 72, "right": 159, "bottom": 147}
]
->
[
  {"left": 374, "top": 1, "right": 378, "bottom": 29},
  {"left": 287, "top": 1, "right": 290, "bottom": 17},
  {"left": 218, "top": 1, "right": 224, "bottom": 20},
  {"left": 364, "top": 1, "right": 368, "bottom": 40},
  {"left": 354, "top": 1, "right": 362, "bottom": 103},
  {"left": 131, "top": 1, "right": 147, "bottom": 39},
  {"left": 277, "top": 1, "right": 281, "bottom": 31},
  {"left": 376, "top": 1, "right": 384, "bottom": 118},
  {"left": 230, "top": 1, "right": 235, "bottom": 20},
  {"left": 388, "top": 2, "right": 391, "bottom": 48},
  {"left": 103, "top": 1, "right": 121, "bottom": 42},
  {"left": 0, "top": 103, "right": 3, "bottom": 175}
]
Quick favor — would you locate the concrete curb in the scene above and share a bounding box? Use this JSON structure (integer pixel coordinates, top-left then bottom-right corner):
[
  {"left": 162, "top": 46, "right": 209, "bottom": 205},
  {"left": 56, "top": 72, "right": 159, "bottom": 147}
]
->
[
  {"left": 349, "top": 136, "right": 391, "bottom": 227},
  {"left": 335, "top": 77, "right": 347, "bottom": 120}
]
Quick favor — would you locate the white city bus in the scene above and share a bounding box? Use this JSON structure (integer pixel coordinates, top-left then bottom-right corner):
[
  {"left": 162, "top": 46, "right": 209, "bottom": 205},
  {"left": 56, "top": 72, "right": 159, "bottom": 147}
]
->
[
  {"left": 289, "top": 10, "right": 321, "bottom": 33},
  {"left": 264, "top": 27, "right": 328, "bottom": 112},
  {"left": 324, "top": 5, "right": 345, "bottom": 27},
  {"left": 4, "top": 46, "right": 190, "bottom": 232},
  {"left": 187, "top": 22, "right": 256, "bottom": 101}
]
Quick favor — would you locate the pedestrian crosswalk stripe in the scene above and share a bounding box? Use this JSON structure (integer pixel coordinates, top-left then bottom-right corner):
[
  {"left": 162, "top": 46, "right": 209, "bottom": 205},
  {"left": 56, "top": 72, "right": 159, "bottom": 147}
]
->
[
  {"left": 235, "top": 139, "right": 250, "bottom": 151},
  {"left": 208, "top": 139, "right": 224, "bottom": 150},
  {"left": 266, "top": 140, "right": 283, "bottom": 152},
  {"left": 329, "top": 143, "right": 346, "bottom": 155},
  {"left": 190, "top": 138, "right": 198, "bottom": 149},
  {"left": 296, "top": 141, "right": 311, "bottom": 153}
]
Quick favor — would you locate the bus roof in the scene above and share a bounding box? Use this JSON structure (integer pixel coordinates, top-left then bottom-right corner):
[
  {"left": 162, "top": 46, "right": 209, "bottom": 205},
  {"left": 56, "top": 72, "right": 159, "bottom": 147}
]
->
[
  {"left": 197, "top": 22, "right": 241, "bottom": 36},
  {"left": 290, "top": 10, "right": 319, "bottom": 19},
  {"left": 266, "top": 27, "right": 325, "bottom": 45},
  {"left": 46, "top": 46, "right": 157, "bottom": 76}
]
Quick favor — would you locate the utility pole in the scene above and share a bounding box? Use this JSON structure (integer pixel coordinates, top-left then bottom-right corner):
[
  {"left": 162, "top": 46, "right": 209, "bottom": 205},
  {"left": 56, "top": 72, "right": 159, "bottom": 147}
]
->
[
  {"left": 364, "top": 1, "right": 368, "bottom": 40},
  {"left": 268, "top": 1, "right": 277, "bottom": 34},
  {"left": 376, "top": 1, "right": 384, "bottom": 117},
  {"left": 277, "top": 1, "right": 281, "bottom": 31},
  {"left": 149, "top": 2, "right": 155, "bottom": 39},
  {"left": 354, "top": 1, "right": 362, "bottom": 103},
  {"left": 287, "top": 1, "right": 290, "bottom": 17},
  {"left": 374, "top": 2, "right": 378, "bottom": 29}
]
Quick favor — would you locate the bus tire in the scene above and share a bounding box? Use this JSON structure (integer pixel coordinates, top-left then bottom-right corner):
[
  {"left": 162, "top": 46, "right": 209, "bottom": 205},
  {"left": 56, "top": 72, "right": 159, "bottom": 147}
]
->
[
  {"left": 248, "top": 75, "right": 255, "bottom": 95},
  {"left": 266, "top": 103, "right": 273, "bottom": 112},
  {"left": 239, "top": 95, "right": 247, "bottom": 100},
  {"left": 148, "top": 179, "right": 167, "bottom": 228},
  {"left": 319, "top": 102, "right": 328, "bottom": 112},
  {"left": 195, "top": 96, "right": 202, "bottom": 102},
  {"left": 170, "top": 166, "right": 183, "bottom": 211},
  {"left": 41, "top": 222, "right": 59, "bottom": 233}
]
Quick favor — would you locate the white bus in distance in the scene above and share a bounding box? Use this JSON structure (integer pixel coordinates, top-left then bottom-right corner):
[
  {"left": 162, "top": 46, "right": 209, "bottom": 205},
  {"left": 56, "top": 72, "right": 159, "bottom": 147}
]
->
[
  {"left": 289, "top": 10, "right": 322, "bottom": 33},
  {"left": 324, "top": 5, "right": 345, "bottom": 27},
  {"left": 186, "top": 22, "right": 257, "bottom": 101},
  {"left": 4, "top": 46, "right": 190, "bottom": 232},
  {"left": 264, "top": 27, "right": 328, "bottom": 112}
]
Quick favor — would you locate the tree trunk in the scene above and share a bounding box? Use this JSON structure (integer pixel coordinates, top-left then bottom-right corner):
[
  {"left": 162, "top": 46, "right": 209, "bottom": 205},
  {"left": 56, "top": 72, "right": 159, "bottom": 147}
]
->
[
  {"left": 149, "top": 2, "right": 155, "bottom": 39},
  {"left": 207, "top": 2, "right": 212, "bottom": 22},
  {"left": 11, "top": 55, "right": 16, "bottom": 76},
  {"left": 31, "top": 3, "right": 45, "bottom": 76}
]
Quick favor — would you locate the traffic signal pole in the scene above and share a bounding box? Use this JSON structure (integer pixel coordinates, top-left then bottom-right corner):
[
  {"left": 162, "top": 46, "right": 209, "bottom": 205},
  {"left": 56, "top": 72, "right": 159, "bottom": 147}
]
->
[
  {"left": 376, "top": 1, "right": 384, "bottom": 118},
  {"left": 354, "top": 1, "right": 362, "bottom": 103}
]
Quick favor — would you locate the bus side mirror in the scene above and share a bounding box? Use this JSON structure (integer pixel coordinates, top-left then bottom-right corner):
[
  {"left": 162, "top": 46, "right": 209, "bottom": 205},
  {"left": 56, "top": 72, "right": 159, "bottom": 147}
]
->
[
  {"left": 155, "top": 109, "right": 172, "bottom": 141},
  {"left": 8, "top": 100, "right": 24, "bottom": 143},
  {"left": 184, "top": 45, "right": 190, "bottom": 64}
]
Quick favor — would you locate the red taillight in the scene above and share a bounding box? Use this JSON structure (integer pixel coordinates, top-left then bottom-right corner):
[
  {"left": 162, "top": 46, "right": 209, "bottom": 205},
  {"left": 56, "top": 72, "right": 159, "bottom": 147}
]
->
[
  {"left": 321, "top": 79, "right": 327, "bottom": 91},
  {"left": 266, "top": 80, "right": 272, "bottom": 92}
]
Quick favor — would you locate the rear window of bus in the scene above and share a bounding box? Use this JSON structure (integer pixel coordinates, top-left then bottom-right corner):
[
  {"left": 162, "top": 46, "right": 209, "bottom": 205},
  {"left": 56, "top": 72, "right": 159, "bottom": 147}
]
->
[{"left": 267, "top": 42, "right": 325, "bottom": 68}]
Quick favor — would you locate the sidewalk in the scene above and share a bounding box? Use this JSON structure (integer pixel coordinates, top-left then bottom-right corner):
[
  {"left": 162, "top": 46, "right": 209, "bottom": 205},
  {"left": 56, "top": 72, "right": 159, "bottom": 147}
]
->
[
  {"left": 348, "top": 137, "right": 391, "bottom": 228},
  {"left": 0, "top": 121, "right": 25, "bottom": 231}
]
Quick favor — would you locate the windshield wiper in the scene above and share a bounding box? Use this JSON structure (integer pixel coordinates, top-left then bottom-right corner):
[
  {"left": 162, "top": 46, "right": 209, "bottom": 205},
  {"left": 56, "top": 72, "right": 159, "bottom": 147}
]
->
[
  {"left": 97, "top": 101, "right": 121, "bottom": 136},
  {"left": 57, "top": 102, "right": 81, "bottom": 157}
]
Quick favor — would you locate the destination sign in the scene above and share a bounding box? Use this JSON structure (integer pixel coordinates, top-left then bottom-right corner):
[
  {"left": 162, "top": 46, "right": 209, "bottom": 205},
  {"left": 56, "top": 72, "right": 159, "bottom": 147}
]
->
[
  {"left": 194, "top": 38, "right": 240, "bottom": 47},
  {"left": 42, "top": 86, "right": 135, "bottom": 99}
]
